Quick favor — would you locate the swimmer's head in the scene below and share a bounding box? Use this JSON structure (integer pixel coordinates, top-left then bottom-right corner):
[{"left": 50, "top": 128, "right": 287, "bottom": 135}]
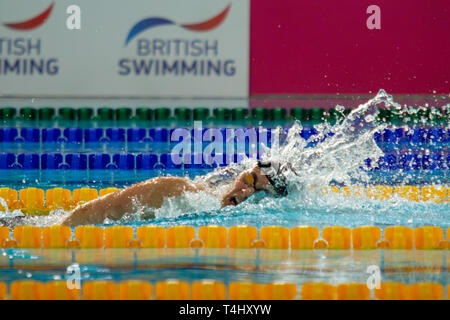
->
[{"left": 221, "top": 162, "right": 287, "bottom": 207}]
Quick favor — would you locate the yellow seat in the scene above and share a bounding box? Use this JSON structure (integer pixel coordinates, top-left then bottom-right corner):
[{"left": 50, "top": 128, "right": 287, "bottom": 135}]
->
[
  {"left": 82, "top": 281, "right": 118, "bottom": 300},
  {"left": 375, "top": 282, "right": 409, "bottom": 300},
  {"left": 384, "top": 226, "right": 413, "bottom": 249},
  {"left": 43, "top": 225, "right": 72, "bottom": 248},
  {"left": 72, "top": 188, "right": 98, "bottom": 204},
  {"left": 264, "top": 282, "right": 297, "bottom": 300},
  {"left": 13, "top": 226, "right": 42, "bottom": 248},
  {"left": 192, "top": 280, "right": 226, "bottom": 300},
  {"left": 352, "top": 226, "right": 382, "bottom": 249},
  {"left": 260, "top": 226, "right": 290, "bottom": 249},
  {"left": 228, "top": 226, "right": 258, "bottom": 249},
  {"left": 10, "top": 280, "right": 45, "bottom": 300},
  {"left": 198, "top": 226, "right": 227, "bottom": 248},
  {"left": 0, "top": 187, "right": 18, "bottom": 211},
  {"left": 301, "top": 283, "right": 337, "bottom": 300},
  {"left": 0, "top": 226, "right": 10, "bottom": 248},
  {"left": 45, "top": 188, "right": 73, "bottom": 210},
  {"left": 409, "top": 283, "right": 443, "bottom": 300},
  {"left": 155, "top": 280, "right": 190, "bottom": 300},
  {"left": 119, "top": 280, "right": 153, "bottom": 300},
  {"left": 105, "top": 226, "right": 134, "bottom": 248},
  {"left": 45, "top": 281, "right": 80, "bottom": 300},
  {"left": 19, "top": 188, "right": 47, "bottom": 215},
  {"left": 322, "top": 226, "right": 351, "bottom": 249},
  {"left": 166, "top": 226, "right": 196, "bottom": 248},
  {"left": 0, "top": 282, "right": 6, "bottom": 300},
  {"left": 367, "top": 185, "right": 393, "bottom": 200},
  {"left": 99, "top": 187, "right": 121, "bottom": 197},
  {"left": 74, "top": 226, "right": 104, "bottom": 248},
  {"left": 394, "top": 185, "right": 420, "bottom": 202},
  {"left": 337, "top": 283, "right": 370, "bottom": 300},
  {"left": 136, "top": 226, "right": 165, "bottom": 248},
  {"left": 421, "top": 186, "right": 447, "bottom": 202},
  {"left": 290, "top": 226, "right": 319, "bottom": 249},
  {"left": 228, "top": 282, "right": 265, "bottom": 300},
  {"left": 341, "top": 186, "right": 365, "bottom": 197},
  {"left": 414, "top": 226, "right": 444, "bottom": 249}
]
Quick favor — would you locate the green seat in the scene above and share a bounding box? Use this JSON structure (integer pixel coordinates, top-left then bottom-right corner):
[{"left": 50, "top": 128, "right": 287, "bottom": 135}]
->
[
  {"left": 174, "top": 108, "right": 192, "bottom": 121},
  {"left": 116, "top": 107, "right": 133, "bottom": 121},
  {"left": 290, "top": 108, "right": 307, "bottom": 121},
  {"left": 38, "top": 108, "right": 55, "bottom": 121},
  {"left": 154, "top": 107, "right": 171, "bottom": 121},
  {"left": 0, "top": 107, "right": 16, "bottom": 120},
  {"left": 77, "top": 107, "right": 94, "bottom": 121},
  {"left": 376, "top": 109, "right": 391, "bottom": 122},
  {"left": 310, "top": 108, "right": 325, "bottom": 122},
  {"left": 231, "top": 108, "right": 248, "bottom": 121},
  {"left": 97, "top": 107, "right": 115, "bottom": 121},
  {"left": 251, "top": 108, "right": 270, "bottom": 121},
  {"left": 58, "top": 107, "right": 76, "bottom": 121},
  {"left": 213, "top": 108, "right": 231, "bottom": 121},
  {"left": 193, "top": 108, "right": 209, "bottom": 121},
  {"left": 270, "top": 107, "right": 287, "bottom": 121},
  {"left": 19, "top": 107, "right": 37, "bottom": 120},
  {"left": 135, "top": 108, "right": 153, "bottom": 121}
]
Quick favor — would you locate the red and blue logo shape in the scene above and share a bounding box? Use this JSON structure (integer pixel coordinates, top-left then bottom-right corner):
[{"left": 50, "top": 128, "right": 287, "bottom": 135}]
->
[
  {"left": 3, "top": 2, "right": 54, "bottom": 31},
  {"left": 125, "top": 4, "right": 231, "bottom": 45}
]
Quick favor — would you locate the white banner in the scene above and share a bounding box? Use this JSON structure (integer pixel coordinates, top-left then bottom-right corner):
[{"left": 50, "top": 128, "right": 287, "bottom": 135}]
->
[{"left": 0, "top": 0, "right": 249, "bottom": 98}]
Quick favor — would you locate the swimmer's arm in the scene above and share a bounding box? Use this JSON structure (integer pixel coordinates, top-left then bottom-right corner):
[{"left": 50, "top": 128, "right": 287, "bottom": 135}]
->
[{"left": 61, "top": 177, "right": 203, "bottom": 226}]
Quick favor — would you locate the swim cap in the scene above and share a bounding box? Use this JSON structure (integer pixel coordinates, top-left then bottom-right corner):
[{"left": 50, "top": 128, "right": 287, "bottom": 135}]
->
[{"left": 256, "top": 161, "right": 288, "bottom": 196}]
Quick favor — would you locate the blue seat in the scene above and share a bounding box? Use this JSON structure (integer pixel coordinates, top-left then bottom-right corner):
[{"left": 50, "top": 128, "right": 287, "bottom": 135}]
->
[
  {"left": 382, "top": 128, "right": 403, "bottom": 143},
  {"left": 170, "top": 128, "right": 190, "bottom": 144},
  {"left": 112, "top": 153, "right": 135, "bottom": 170},
  {"left": 422, "top": 153, "right": 445, "bottom": 170},
  {"left": 398, "top": 154, "right": 421, "bottom": 171},
  {"left": 0, "top": 128, "right": 18, "bottom": 142},
  {"left": 66, "top": 153, "right": 87, "bottom": 170},
  {"left": 406, "top": 128, "right": 427, "bottom": 144},
  {"left": 42, "top": 128, "right": 62, "bottom": 142},
  {"left": 184, "top": 153, "right": 210, "bottom": 169},
  {"left": 0, "top": 153, "right": 15, "bottom": 169},
  {"left": 84, "top": 128, "right": 103, "bottom": 142},
  {"left": 203, "top": 128, "right": 226, "bottom": 142},
  {"left": 428, "top": 128, "right": 445, "bottom": 143},
  {"left": 377, "top": 153, "right": 397, "bottom": 170},
  {"left": 127, "top": 128, "right": 146, "bottom": 142},
  {"left": 20, "top": 128, "right": 40, "bottom": 142},
  {"left": 256, "top": 128, "right": 271, "bottom": 146},
  {"left": 160, "top": 153, "right": 182, "bottom": 169},
  {"left": 17, "top": 153, "right": 39, "bottom": 169},
  {"left": 63, "top": 128, "right": 83, "bottom": 142},
  {"left": 373, "top": 132, "right": 382, "bottom": 144},
  {"left": 41, "top": 153, "right": 63, "bottom": 169},
  {"left": 190, "top": 128, "right": 208, "bottom": 142},
  {"left": 300, "top": 128, "right": 318, "bottom": 141},
  {"left": 149, "top": 128, "right": 169, "bottom": 142},
  {"left": 106, "top": 128, "right": 125, "bottom": 142},
  {"left": 88, "top": 153, "right": 110, "bottom": 169},
  {"left": 136, "top": 154, "right": 158, "bottom": 170}
]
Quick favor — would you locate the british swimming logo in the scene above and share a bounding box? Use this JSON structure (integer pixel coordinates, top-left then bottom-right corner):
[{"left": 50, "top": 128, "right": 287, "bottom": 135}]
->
[
  {"left": 3, "top": 2, "right": 54, "bottom": 31},
  {"left": 125, "top": 4, "right": 231, "bottom": 45},
  {"left": 0, "top": 3, "right": 58, "bottom": 75}
]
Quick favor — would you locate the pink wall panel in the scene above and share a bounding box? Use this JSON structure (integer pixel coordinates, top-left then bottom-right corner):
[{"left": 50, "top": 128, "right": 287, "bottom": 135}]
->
[{"left": 250, "top": 1, "right": 450, "bottom": 95}]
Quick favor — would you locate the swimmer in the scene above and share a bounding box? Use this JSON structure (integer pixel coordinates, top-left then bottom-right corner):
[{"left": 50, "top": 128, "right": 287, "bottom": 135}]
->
[{"left": 61, "top": 161, "right": 289, "bottom": 226}]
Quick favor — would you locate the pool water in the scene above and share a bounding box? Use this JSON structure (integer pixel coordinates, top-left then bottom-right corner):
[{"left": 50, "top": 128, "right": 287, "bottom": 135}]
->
[{"left": 0, "top": 90, "right": 448, "bottom": 298}]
